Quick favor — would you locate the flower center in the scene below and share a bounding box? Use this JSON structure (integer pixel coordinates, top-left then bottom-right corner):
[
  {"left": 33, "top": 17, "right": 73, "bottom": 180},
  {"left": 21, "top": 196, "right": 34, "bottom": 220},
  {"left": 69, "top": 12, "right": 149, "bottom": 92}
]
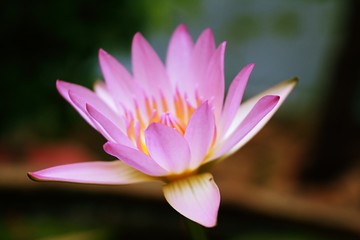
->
[{"left": 123, "top": 88, "right": 203, "bottom": 153}]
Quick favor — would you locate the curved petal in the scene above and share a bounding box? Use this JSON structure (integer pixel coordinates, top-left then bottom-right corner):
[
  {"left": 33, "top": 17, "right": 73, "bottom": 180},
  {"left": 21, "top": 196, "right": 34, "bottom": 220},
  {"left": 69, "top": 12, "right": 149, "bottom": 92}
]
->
[
  {"left": 28, "top": 161, "right": 154, "bottom": 185},
  {"left": 56, "top": 80, "right": 98, "bottom": 129},
  {"left": 132, "top": 33, "right": 172, "bottom": 98},
  {"left": 188, "top": 28, "right": 216, "bottom": 105},
  {"left": 94, "top": 81, "right": 118, "bottom": 113},
  {"left": 57, "top": 80, "right": 123, "bottom": 131},
  {"left": 219, "top": 64, "right": 255, "bottom": 138},
  {"left": 104, "top": 142, "right": 168, "bottom": 176},
  {"left": 166, "top": 24, "right": 194, "bottom": 91},
  {"left": 145, "top": 123, "right": 191, "bottom": 174},
  {"left": 68, "top": 91, "right": 125, "bottom": 135},
  {"left": 201, "top": 42, "right": 226, "bottom": 120},
  {"left": 222, "top": 78, "right": 298, "bottom": 158},
  {"left": 163, "top": 173, "right": 220, "bottom": 228},
  {"left": 184, "top": 102, "right": 215, "bottom": 169},
  {"left": 191, "top": 28, "right": 216, "bottom": 76},
  {"left": 99, "top": 49, "right": 140, "bottom": 108},
  {"left": 212, "top": 95, "right": 280, "bottom": 159},
  {"left": 86, "top": 104, "right": 134, "bottom": 147}
]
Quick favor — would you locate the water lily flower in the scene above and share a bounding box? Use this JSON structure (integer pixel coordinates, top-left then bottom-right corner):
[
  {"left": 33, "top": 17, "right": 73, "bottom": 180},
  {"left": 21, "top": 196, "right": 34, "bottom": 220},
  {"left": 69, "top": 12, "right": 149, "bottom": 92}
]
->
[{"left": 28, "top": 24, "right": 297, "bottom": 227}]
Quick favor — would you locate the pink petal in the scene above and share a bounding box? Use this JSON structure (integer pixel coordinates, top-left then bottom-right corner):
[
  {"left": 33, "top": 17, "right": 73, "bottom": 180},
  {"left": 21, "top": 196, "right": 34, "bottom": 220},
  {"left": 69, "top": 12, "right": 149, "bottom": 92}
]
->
[
  {"left": 93, "top": 81, "right": 118, "bottom": 113},
  {"left": 68, "top": 91, "right": 125, "bottom": 134},
  {"left": 99, "top": 49, "right": 140, "bottom": 108},
  {"left": 28, "top": 161, "right": 153, "bottom": 184},
  {"left": 163, "top": 173, "right": 220, "bottom": 228},
  {"left": 132, "top": 33, "right": 172, "bottom": 98},
  {"left": 145, "top": 123, "right": 191, "bottom": 174},
  {"left": 86, "top": 104, "right": 134, "bottom": 147},
  {"left": 219, "top": 64, "right": 255, "bottom": 138},
  {"left": 191, "top": 28, "right": 216, "bottom": 74},
  {"left": 166, "top": 24, "right": 194, "bottom": 91},
  {"left": 213, "top": 95, "right": 280, "bottom": 159},
  {"left": 184, "top": 102, "right": 215, "bottom": 169},
  {"left": 188, "top": 28, "right": 216, "bottom": 104},
  {"left": 222, "top": 78, "right": 298, "bottom": 157},
  {"left": 56, "top": 80, "right": 98, "bottom": 129},
  {"left": 104, "top": 142, "right": 168, "bottom": 176},
  {"left": 200, "top": 42, "right": 226, "bottom": 120},
  {"left": 57, "top": 80, "right": 122, "bottom": 131}
]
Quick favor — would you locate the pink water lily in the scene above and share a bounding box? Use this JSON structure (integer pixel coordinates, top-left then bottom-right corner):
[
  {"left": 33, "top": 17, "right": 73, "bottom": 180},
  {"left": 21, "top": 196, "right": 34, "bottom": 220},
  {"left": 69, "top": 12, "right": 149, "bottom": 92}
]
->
[{"left": 28, "top": 24, "right": 297, "bottom": 227}]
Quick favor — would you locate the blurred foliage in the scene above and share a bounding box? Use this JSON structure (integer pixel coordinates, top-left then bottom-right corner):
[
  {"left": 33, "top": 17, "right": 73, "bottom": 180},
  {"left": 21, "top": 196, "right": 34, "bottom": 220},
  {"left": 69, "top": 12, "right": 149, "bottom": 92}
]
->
[
  {"left": 0, "top": 1, "right": 359, "bottom": 239},
  {"left": 0, "top": 0, "right": 198, "bottom": 145},
  {"left": 0, "top": 0, "right": 345, "bottom": 144},
  {"left": 1, "top": 0, "right": 143, "bottom": 143},
  {"left": 271, "top": 11, "right": 301, "bottom": 38},
  {"left": 230, "top": 231, "right": 329, "bottom": 240}
]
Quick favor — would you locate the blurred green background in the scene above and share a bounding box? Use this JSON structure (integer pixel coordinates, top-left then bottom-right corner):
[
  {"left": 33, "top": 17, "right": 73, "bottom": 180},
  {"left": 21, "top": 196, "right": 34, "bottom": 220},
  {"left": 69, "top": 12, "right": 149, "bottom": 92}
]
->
[{"left": 1, "top": 0, "right": 359, "bottom": 239}]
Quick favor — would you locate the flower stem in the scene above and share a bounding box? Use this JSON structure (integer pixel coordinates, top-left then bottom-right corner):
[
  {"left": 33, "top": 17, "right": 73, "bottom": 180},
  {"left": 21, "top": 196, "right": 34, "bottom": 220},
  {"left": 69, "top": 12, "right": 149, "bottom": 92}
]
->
[{"left": 185, "top": 219, "right": 208, "bottom": 240}]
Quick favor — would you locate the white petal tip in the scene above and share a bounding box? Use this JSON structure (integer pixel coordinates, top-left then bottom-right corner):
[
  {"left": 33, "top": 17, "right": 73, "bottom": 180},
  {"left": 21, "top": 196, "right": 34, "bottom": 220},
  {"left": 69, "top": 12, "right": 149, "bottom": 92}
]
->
[{"left": 285, "top": 76, "right": 299, "bottom": 87}]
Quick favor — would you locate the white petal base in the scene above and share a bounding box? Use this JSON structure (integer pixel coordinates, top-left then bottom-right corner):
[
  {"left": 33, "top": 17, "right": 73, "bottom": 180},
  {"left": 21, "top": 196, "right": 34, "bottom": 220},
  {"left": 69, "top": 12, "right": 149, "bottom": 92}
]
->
[{"left": 163, "top": 173, "right": 220, "bottom": 228}]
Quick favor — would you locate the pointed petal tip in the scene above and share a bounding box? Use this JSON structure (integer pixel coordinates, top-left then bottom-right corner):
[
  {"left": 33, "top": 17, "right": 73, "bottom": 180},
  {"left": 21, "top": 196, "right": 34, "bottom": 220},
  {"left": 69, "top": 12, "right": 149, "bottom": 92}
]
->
[
  {"left": 85, "top": 103, "right": 92, "bottom": 112},
  {"left": 196, "top": 27, "right": 215, "bottom": 44},
  {"left": 103, "top": 141, "right": 112, "bottom": 152},
  {"left": 56, "top": 79, "right": 66, "bottom": 88},
  {"left": 269, "top": 94, "right": 280, "bottom": 102},
  {"left": 202, "top": 27, "right": 213, "bottom": 35},
  {"left": 219, "top": 41, "right": 227, "bottom": 48},
  {"left": 246, "top": 63, "right": 255, "bottom": 69},
  {"left": 27, "top": 171, "right": 63, "bottom": 183},
  {"left": 132, "top": 32, "right": 145, "bottom": 48},
  {"left": 278, "top": 76, "right": 299, "bottom": 93},
  {"left": 289, "top": 76, "right": 299, "bottom": 85},
  {"left": 98, "top": 48, "right": 115, "bottom": 67},
  {"left": 27, "top": 171, "right": 39, "bottom": 182},
  {"left": 98, "top": 48, "right": 108, "bottom": 58},
  {"left": 133, "top": 32, "right": 144, "bottom": 42},
  {"left": 27, "top": 170, "right": 55, "bottom": 183},
  {"left": 175, "top": 23, "right": 188, "bottom": 31},
  {"left": 102, "top": 142, "right": 119, "bottom": 154},
  {"left": 56, "top": 80, "right": 71, "bottom": 96}
]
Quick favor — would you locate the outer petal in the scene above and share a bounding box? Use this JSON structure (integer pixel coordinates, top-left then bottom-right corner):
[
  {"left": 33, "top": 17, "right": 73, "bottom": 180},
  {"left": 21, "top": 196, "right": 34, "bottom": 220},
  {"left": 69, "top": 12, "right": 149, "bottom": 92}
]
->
[
  {"left": 68, "top": 92, "right": 125, "bottom": 136},
  {"left": 145, "top": 123, "right": 191, "bottom": 174},
  {"left": 219, "top": 64, "right": 255, "bottom": 138},
  {"left": 223, "top": 78, "right": 298, "bottom": 157},
  {"left": 86, "top": 104, "right": 134, "bottom": 148},
  {"left": 99, "top": 49, "right": 140, "bottom": 109},
  {"left": 184, "top": 102, "right": 215, "bottom": 169},
  {"left": 28, "top": 161, "right": 153, "bottom": 184},
  {"left": 132, "top": 33, "right": 172, "bottom": 98},
  {"left": 56, "top": 80, "right": 99, "bottom": 129},
  {"left": 163, "top": 173, "right": 220, "bottom": 228},
  {"left": 57, "top": 80, "right": 123, "bottom": 131},
  {"left": 104, "top": 142, "right": 168, "bottom": 177},
  {"left": 166, "top": 24, "right": 194, "bottom": 91},
  {"left": 213, "top": 95, "right": 280, "bottom": 159}
]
